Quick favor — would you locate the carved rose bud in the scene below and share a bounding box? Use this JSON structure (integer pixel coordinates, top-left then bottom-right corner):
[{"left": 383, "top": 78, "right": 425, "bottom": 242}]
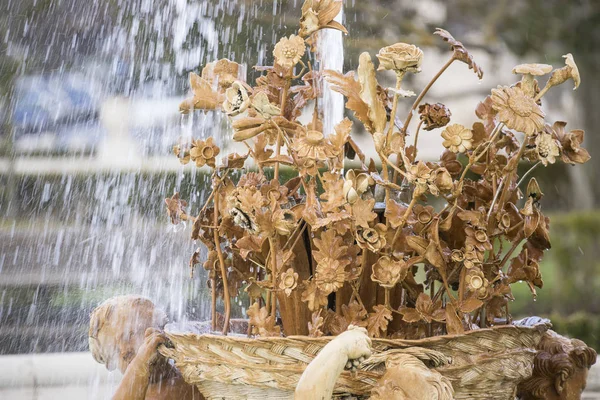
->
[
  {"left": 223, "top": 81, "right": 250, "bottom": 116},
  {"left": 441, "top": 124, "right": 473, "bottom": 153},
  {"left": 279, "top": 268, "right": 298, "bottom": 296},
  {"left": 190, "top": 137, "right": 220, "bottom": 168},
  {"left": 419, "top": 103, "right": 452, "bottom": 131},
  {"left": 371, "top": 256, "right": 408, "bottom": 288},
  {"left": 376, "top": 43, "right": 423, "bottom": 75},
  {"left": 356, "top": 223, "right": 387, "bottom": 252},
  {"left": 273, "top": 34, "right": 306, "bottom": 69}
]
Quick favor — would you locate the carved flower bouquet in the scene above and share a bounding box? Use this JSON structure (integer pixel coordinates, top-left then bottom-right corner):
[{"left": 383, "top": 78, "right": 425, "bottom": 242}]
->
[{"left": 161, "top": 0, "right": 589, "bottom": 397}]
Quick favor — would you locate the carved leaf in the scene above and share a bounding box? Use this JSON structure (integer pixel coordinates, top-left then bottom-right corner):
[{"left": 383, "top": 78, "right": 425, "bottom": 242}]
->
[
  {"left": 445, "top": 303, "right": 464, "bottom": 335},
  {"left": 247, "top": 302, "right": 281, "bottom": 337},
  {"left": 308, "top": 310, "right": 324, "bottom": 337},
  {"left": 301, "top": 279, "right": 329, "bottom": 311},
  {"left": 357, "top": 52, "right": 387, "bottom": 133},
  {"left": 366, "top": 305, "right": 393, "bottom": 338},
  {"left": 352, "top": 198, "right": 377, "bottom": 228},
  {"left": 385, "top": 199, "right": 408, "bottom": 229},
  {"left": 406, "top": 236, "right": 429, "bottom": 256},
  {"left": 323, "top": 70, "right": 373, "bottom": 132}
]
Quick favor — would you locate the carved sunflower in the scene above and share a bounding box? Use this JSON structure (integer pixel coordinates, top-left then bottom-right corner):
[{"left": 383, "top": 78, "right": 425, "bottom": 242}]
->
[
  {"left": 273, "top": 35, "right": 306, "bottom": 69},
  {"left": 441, "top": 124, "right": 473, "bottom": 153},
  {"left": 190, "top": 137, "right": 220, "bottom": 168},
  {"left": 314, "top": 258, "right": 346, "bottom": 294},
  {"left": 376, "top": 43, "right": 423, "bottom": 75},
  {"left": 491, "top": 86, "right": 545, "bottom": 136}
]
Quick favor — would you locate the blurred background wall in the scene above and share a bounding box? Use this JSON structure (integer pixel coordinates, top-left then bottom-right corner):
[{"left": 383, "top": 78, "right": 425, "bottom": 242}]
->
[{"left": 1, "top": 0, "right": 600, "bottom": 398}]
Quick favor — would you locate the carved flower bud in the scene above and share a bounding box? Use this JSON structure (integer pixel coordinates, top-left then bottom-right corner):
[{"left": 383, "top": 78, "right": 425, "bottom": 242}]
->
[
  {"left": 376, "top": 43, "right": 423, "bottom": 75},
  {"left": 535, "top": 132, "right": 560, "bottom": 166},
  {"left": 547, "top": 54, "right": 580, "bottom": 91},
  {"left": 223, "top": 81, "right": 250, "bottom": 116},
  {"left": 419, "top": 103, "right": 452, "bottom": 131}
]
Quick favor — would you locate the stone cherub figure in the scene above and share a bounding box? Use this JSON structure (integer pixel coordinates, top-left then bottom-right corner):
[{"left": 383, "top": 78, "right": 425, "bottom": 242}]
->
[
  {"left": 516, "top": 317, "right": 597, "bottom": 400},
  {"left": 88, "top": 295, "right": 203, "bottom": 400}
]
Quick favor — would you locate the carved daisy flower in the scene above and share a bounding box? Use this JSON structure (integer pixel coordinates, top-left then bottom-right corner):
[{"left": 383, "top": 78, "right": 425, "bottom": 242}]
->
[
  {"left": 273, "top": 35, "right": 306, "bottom": 69},
  {"left": 314, "top": 258, "right": 346, "bottom": 294},
  {"left": 376, "top": 43, "right": 423, "bottom": 75},
  {"left": 534, "top": 132, "right": 560, "bottom": 166},
  {"left": 293, "top": 130, "right": 334, "bottom": 161},
  {"left": 490, "top": 86, "right": 545, "bottom": 136},
  {"left": 190, "top": 137, "right": 220, "bottom": 168},
  {"left": 441, "top": 124, "right": 473, "bottom": 153},
  {"left": 279, "top": 268, "right": 298, "bottom": 296},
  {"left": 371, "top": 256, "right": 408, "bottom": 288}
]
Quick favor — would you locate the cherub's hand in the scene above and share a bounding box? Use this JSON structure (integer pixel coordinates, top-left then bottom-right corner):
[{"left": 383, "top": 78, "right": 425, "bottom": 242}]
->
[
  {"left": 340, "top": 325, "right": 372, "bottom": 361},
  {"left": 132, "top": 328, "right": 168, "bottom": 368}
]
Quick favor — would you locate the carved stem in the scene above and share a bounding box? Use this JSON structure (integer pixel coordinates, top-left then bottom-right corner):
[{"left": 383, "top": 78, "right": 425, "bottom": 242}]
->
[
  {"left": 269, "top": 236, "right": 279, "bottom": 318},
  {"left": 385, "top": 72, "right": 405, "bottom": 146},
  {"left": 213, "top": 190, "right": 231, "bottom": 335},
  {"left": 411, "top": 120, "right": 424, "bottom": 162},
  {"left": 400, "top": 56, "right": 456, "bottom": 136}
]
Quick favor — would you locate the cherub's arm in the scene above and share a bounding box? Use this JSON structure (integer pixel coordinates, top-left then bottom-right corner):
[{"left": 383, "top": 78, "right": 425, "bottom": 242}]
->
[{"left": 112, "top": 329, "right": 166, "bottom": 400}]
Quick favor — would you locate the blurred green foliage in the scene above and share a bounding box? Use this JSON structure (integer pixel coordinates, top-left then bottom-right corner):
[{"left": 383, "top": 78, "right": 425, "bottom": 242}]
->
[{"left": 512, "top": 211, "right": 600, "bottom": 348}]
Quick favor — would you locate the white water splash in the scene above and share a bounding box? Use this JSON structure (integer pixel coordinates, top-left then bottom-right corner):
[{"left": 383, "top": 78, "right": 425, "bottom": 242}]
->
[{"left": 317, "top": 7, "right": 345, "bottom": 136}]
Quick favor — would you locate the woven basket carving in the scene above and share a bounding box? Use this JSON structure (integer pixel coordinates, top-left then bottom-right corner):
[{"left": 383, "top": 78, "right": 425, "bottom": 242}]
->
[{"left": 159, "top": 323, "right": 549, "bottom": 399}]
